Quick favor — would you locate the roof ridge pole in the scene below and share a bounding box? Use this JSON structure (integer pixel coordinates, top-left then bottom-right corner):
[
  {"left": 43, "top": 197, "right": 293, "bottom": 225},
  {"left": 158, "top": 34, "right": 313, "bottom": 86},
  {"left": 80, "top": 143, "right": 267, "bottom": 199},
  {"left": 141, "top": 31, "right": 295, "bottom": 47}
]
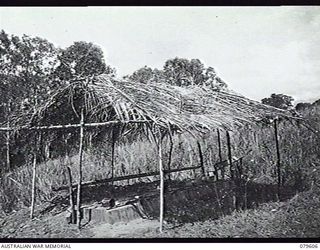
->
[
  {"left": 273, "top": 118, "right": 281, "bottom": 201},
  {"left": 77, "top": 108, "right": 85, "bottom": 229}
]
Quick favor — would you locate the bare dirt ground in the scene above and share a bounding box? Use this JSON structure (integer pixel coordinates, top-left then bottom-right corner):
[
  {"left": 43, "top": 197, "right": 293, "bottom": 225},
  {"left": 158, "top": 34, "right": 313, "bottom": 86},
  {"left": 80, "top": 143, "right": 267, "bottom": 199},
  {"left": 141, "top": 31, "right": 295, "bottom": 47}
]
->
[
  {"left": 2, "top": 189, "right": 320, "bottom": 239},
  {"left": 90, "top": 219, "right": 159, "bottom": 238},
  {"left": 0, "top": 209, "right": 92, "bottom": 238},
  {"left": 0, "top": 205, "right": 160, "bottom": 238},
  {"left": 1, "top": 181, "right": 319, "bottom": 239}
]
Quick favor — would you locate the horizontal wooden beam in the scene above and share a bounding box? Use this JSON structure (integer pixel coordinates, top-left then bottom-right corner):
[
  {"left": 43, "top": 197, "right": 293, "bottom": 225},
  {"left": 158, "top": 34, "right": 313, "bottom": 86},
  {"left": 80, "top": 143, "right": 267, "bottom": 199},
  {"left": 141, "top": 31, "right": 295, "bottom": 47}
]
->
[
  {"left": 53, "top": 165, "right": 201, "bottom": 192},
  {"left": 213, "top": 157, "right": 244, "bottom": 171},
  {"left": 0, "top": 120, "right": 151, "bottom": 132}
]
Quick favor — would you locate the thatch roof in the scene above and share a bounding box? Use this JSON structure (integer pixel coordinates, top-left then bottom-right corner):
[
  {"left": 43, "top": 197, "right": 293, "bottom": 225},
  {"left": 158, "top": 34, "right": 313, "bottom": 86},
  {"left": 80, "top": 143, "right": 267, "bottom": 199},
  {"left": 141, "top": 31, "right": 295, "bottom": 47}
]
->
[{"left": 5, "top": 74, "right": 299, "bottom": 134}]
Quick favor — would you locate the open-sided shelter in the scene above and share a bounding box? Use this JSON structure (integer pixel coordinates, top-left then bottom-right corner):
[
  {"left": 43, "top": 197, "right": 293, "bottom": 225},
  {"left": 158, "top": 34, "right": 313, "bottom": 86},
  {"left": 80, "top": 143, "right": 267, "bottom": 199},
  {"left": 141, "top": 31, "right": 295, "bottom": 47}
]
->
[{"left": 0, "top": 74, "right": 300, "bottom": 231}]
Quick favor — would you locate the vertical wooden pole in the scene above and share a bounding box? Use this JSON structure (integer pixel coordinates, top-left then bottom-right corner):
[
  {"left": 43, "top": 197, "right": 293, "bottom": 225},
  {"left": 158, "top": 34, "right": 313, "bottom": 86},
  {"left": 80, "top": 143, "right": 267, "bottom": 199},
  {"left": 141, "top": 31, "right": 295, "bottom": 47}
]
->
[
  {"left": 238, "top": 158, "right": 243, "bottom": 178},
  {"left": 66, "top": 166, "right": 76, "bottom": 224},
  {"left": 77, "top": 109, "right": 85, "bottom": 229},
  {"left": 274, "top": 118, "right": 281, "bottom": 199},
  {"left": 151, "top": 127, "right": 165, "bottom": 233},
  {"left": 197, "top": 141, "right": 205, "bottom": 177},
  {"left": 111, "top": 137, "right": 115, "bottom": 186},
  {"left": 226, "top": 131, "right": 233, "bottom": 179},
  {"left": 111, "top": 125, "right": 120, "bottom": 185},
  {"left": 217, "top": 129, "right": 223, "bottom": 179},
  {"left": 217, "top": 129, "right": 223, "bottom": 162},
  {"left": 30, "top": 132, "right": 40, "bottom": 219},
  {"left": 30, "top": 150, "right": 37, "bottom": 219},
  {"left": 253, "top": 131, "right": 258, "bottom": 148},
  {"left": 6, "top": 126, "right": 10, "bottom": 172},
  {"left": 167, "top": 133, "right": 173, "bottom": 181},
  {"left": 158, "top": 134, "right": 164, "bottom": 233},
  {"left": 226, "top": 130, "right": 238, "bottom": 210},
  {"left": 6, "top": 100, "right": 11, "bottom": 172}
]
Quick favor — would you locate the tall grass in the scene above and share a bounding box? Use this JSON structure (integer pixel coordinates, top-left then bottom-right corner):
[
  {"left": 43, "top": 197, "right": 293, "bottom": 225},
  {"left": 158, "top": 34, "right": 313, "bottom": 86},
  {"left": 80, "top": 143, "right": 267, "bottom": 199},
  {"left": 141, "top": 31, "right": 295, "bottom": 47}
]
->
[{"left": 0, "top": 105, "right": 319, "bottom": 214}]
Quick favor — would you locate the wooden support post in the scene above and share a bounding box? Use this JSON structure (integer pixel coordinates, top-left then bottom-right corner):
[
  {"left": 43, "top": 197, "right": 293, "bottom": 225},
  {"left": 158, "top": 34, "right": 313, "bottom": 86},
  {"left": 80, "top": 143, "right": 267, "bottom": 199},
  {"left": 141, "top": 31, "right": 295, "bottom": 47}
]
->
[
  {"left": 217, "top": 129, "right": 223, "bottom": 179},
  {"left": 226, "top": 131, "right": 238, "bottom": 209},
  {"left": 6, "top": 100, "right": 11, "bottom": 171},
  {"left": 253, "top": 131, "right": 258, "bottom": 148},
  {"left": 197, "top": 141, "right": 205, "bottom": 177},
  {"left": 111, "top": 124, "right": 121, "bottom": 186},
  {"left": 30, "top": 151, "right": 37, "bottom": 219},
  {"left": 30, "top": 132, "right": 41, "bottom": 219},
  {"left": 76, "top": 109, "right": 85, "bottom": 229},
  {"left": 238, "top": 158, "right": 243, "bottom": 178},
  {"left": 158, "top": 133, "right": 164, "bottom": 233},
  {"left": 66, "top": 166, "right": 76, "bottom": 224},
  {"left": 111, "top": 136, "right": 116, "bottom": 186},
  {"left": 213, "top": 165, "right": 219, "bottom": 181},
  {"left": 149, "top": 125, "right": 165, "bottom": 234},
  {"left": 167, "top": 133, "right": 173, "bottom": 181},
  {"left": 226, "top": 131, "right": 234, "bottom": 179},
  {"left": 274, "top": 118, "right": 281, "bottom": 199},
  {"left": 6, "top": 125, "right": 10, "bottom": 172}
]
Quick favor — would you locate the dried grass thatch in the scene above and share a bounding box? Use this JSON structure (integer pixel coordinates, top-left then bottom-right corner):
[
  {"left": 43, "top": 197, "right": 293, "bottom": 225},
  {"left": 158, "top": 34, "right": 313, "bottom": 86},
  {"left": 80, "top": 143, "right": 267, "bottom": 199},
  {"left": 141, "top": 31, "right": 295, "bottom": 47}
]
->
[{"left": 3, "top": 74, "right": 299, "bottom": 135}]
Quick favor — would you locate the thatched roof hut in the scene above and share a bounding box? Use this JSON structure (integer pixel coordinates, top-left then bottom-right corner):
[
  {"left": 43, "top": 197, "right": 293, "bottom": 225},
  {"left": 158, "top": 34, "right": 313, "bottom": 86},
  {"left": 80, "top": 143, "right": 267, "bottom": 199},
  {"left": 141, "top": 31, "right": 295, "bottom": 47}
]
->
[{"left": 0, "top": 74, "right": 300, "bottom": 231}]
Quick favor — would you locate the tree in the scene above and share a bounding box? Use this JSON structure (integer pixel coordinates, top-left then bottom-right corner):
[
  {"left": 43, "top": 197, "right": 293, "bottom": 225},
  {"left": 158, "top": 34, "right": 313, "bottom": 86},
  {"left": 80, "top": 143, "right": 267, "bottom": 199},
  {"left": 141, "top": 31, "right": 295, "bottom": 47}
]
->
[
  {"left": 295, "top": 102, "right": 312, "bottom": 111},
  {"left": 124, "top": 66, "right": 165, "bottom": 84},
  {"left": 0, "top": 30, "right": 59, "bottom": 116},
  {"left": 261, "top": 94, "right": 294, "bottom": 110},
  {"left": 0, "top": 30, "right": 60, "bottom": 171},
  {"left": 126, "top": 57, "right": 228, "bottom": 90},
  {"left": 203, "top": 67, "right": 228, "bottom": 90},
  {"left": 312, "top": 98, "right": 320, "bottom": 106},
  {"left": 163, "top": 57, "right": 205, "bottom": 86},
  {"left": 53, "top": 41, "right": 115, "bottom": 82},
  {"left": 125, "top": 66, "right": 154, "bottom": 84},
  {"left": 163, "top": 57, "right": 228, "bottom": 89}
]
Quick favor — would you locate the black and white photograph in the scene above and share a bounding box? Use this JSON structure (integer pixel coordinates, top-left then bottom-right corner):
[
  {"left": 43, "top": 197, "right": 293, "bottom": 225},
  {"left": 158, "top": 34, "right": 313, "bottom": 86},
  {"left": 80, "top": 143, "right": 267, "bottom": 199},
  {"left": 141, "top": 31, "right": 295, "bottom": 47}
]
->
[{"left": 0, "top": 6, "right": 320, "bottom": 241}]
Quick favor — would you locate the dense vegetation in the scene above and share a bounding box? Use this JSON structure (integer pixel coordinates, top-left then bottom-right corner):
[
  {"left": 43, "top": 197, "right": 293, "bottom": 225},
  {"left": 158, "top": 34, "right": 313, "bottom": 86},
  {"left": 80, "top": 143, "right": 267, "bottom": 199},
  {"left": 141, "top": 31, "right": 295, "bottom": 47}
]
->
[{"left": 144, "top": 184, "right": 320, "bottom": 238}]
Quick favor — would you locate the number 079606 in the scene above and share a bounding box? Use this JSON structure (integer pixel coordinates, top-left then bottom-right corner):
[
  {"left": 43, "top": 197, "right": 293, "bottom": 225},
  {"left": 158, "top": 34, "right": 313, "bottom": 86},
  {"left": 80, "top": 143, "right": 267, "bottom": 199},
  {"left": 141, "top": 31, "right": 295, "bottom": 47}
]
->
[{"left": 300, "top": 244, "right": 318, "bottom": 248}]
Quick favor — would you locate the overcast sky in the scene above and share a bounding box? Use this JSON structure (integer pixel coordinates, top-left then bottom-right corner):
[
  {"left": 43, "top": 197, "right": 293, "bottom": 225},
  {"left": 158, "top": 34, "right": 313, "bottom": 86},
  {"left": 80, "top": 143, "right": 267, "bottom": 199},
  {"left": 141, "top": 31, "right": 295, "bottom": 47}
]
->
[{"left": 0, "top": 7, "right": 319, "bottom": 103}]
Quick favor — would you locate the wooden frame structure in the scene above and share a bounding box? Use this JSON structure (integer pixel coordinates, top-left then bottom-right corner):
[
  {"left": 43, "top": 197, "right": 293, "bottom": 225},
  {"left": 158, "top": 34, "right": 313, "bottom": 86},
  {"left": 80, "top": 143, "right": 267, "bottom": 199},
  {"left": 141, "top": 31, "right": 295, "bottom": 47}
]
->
[{"left": 0, "top": 74, "right": 299, "bottom": 232}]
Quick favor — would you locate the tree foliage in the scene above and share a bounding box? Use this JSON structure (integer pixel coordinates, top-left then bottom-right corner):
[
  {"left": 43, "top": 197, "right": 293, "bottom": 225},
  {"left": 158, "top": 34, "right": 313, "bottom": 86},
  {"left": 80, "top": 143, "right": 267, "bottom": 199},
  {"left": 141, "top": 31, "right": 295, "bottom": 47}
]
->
[
  {"left": 163, "top": 58, "right": 204, "bottom": 86},
  {"left": 261, "top": 94, "right": 294, "bottom": 110},
  {"left": 125, "top": 66, "right": 162, "bottom": 84},
  {"left": 295, "top": 102, "right": 312, "bottom": 111},
  {"left": 53, "top": 41, "right": 115, "bottom": 82},
  {"left": 0, "top": 30, "right": 59, "bottom": 120},
  {"left": 125, "top": 57, "right": 228, "bottom": 90}
]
